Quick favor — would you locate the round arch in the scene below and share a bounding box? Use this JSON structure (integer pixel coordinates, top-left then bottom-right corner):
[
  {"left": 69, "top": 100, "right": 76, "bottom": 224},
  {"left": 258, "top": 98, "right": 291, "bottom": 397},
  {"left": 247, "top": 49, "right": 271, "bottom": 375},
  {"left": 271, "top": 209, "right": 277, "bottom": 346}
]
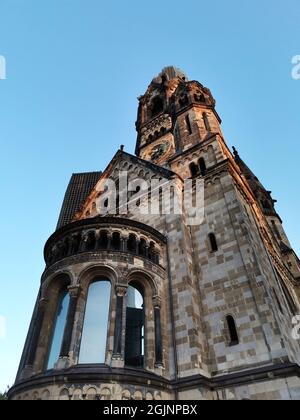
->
[{"left": 125, "top": 269, "right": 158, "bottom": 296}]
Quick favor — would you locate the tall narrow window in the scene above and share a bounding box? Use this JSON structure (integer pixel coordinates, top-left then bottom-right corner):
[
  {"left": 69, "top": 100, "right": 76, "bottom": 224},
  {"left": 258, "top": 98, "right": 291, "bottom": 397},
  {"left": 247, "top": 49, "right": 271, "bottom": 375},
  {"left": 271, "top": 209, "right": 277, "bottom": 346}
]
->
[
  {"left": 226, "top": 315, "right": 239, "bottom": 346},
  {"left": 199, "top": 158, "right": 207, "bottom": 176},
  {"left": 138, "top": 238, "right": 147, "bottom": 257},
  {"left": 111, "top": 232, "right": 121, "bottom": 251},
  {"left": 127, "top": 234, "right": 137, "bottom": 254},
  {"left": 125, "top": 285, "right": 145, "bottom": 368},
  {"left": 185, "top": 114, "right": 192, "bottom": 135},
  {"left": 151, "top": 97, "right": 164, "bottom": 118},
  {"left": 190, "top": 162, "right": 199, "bottom": 178},
  {"left": 79, "top": 280, "right": 111, "bottom": 364},
  {"left": 47, "top": 290, "right": 70, "bottom": 369},
  {"left": 209, "top": 233, "right": 218, "bottom": 252},
  {"left": 203, "top": 112, "right": 210, "bottom": 131}
]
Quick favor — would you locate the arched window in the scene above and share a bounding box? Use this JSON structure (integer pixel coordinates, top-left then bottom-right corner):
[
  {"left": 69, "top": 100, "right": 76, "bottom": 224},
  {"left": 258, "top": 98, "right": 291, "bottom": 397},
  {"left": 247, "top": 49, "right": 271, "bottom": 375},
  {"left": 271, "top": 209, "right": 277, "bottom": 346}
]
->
[
  {"left": 226, "top": 315, "right": 239, "bottom": 346},
  {"left": 86, "top": 231, "right": 96, "bottom": 251},
  {"left": 79, "top": 280, "right": 111, "bottom": 364},
  {"left": 138, "top": 238, "right": 147, "bottom": 257},
  {"left": 190, "top": 162, "right": 199, "bottom": 178},
  {"left": 203, "top": 112, "right": 210, "bottom": 131},
  {"left": 62, "top": 238, "right": 70, "bottom": 258},
  {"left": 151, "top": 97, "right": 164, "bottom": 118},
  {"left": 179, "top": 95, "right": 189, "bottom": 107},
  {"left": 71, "top": 233, "right": 81, "bottom": 254},
  {"left": 111, "top": 232, "right": 121, "bottom": 251},
  {"left": 98, "top": 231, "right": 108, "bottom": 250},
  {"left": 209, "top": 233, "right": 218, "bottom": 252},
  {"left": 149, "top": 242, "right": 156, "bottom": 262},
  {"left": 125, "top": 284, "right": 145, "bottom": 367},
  {"left": 127, "top": 234, "right": 137, "bottom": 254},
  {"left": 185, "top": 114, "right": 192, "bottom": 135},
  {"left": 194, "top": 93, "right": 205, "bottom": 103},
  {"left": 199, "top": 158, "right": 207, "bottom": 176},
  {"left": 47, "top": 290, "right": 70, "bottom": 369}
]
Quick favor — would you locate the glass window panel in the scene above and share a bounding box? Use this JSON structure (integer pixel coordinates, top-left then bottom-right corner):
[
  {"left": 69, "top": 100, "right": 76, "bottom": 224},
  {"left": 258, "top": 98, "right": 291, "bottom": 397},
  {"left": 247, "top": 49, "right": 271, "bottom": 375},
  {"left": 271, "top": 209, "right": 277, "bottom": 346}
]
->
[
  {"left": 125, "top": 285, "right": 145, "bottom": 366},
  {"left": 127, "top": 286, "right": 143, "bottom": 309},
  {"left": 47, "top": 291, "right": 70, "bottom": 369},
  {"left": 79, "top": 280, "right": 111, "bottom": 364}
]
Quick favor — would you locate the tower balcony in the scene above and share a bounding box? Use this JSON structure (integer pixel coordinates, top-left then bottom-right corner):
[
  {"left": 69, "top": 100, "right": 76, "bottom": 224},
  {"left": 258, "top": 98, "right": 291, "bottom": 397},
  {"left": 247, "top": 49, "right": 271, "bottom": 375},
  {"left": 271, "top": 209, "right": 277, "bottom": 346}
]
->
[{"left": 44, "top": 216, "right": 166, "bottom": 272}]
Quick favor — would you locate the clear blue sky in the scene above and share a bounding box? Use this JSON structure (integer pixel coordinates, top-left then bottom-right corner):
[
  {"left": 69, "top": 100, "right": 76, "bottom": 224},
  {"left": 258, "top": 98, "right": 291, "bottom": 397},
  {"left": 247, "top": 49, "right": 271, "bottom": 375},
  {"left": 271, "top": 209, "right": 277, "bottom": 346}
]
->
[{"left": 0, "top": 0, "right": 299, "bottom": 391}]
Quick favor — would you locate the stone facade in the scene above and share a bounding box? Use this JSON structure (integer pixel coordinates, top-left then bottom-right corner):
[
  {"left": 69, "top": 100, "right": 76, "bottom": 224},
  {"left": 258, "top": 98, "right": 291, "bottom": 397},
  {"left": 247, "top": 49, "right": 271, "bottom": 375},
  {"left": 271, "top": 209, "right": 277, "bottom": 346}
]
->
[{"left": 9, "top": 67, "right": 300, "bottom": 400}]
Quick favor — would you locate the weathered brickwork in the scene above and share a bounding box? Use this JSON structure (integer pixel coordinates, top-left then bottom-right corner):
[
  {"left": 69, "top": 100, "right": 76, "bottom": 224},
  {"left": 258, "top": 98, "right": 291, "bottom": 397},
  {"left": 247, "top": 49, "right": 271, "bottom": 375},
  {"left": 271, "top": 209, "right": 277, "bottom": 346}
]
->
[{"left": 9, "top": 67, "right": 300, "bottom": 400}]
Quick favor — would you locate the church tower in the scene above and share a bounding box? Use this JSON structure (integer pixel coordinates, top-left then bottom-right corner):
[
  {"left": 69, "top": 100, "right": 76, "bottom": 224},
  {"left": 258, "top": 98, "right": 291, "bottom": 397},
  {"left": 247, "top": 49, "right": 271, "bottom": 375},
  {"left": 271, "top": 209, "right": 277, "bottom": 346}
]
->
[{"left": 9, "top": 67, "right": 300, "bottom": 400}]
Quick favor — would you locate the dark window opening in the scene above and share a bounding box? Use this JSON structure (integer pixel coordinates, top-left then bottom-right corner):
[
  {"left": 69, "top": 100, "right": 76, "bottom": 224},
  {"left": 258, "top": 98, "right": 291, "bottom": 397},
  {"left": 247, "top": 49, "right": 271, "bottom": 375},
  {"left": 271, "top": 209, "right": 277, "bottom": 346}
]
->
[
  {"left": 125, "top": 285, "right": 145, "bottom": 368},
  {"left": 160, "top": 126, "right": 167, "bottom": 136},
  {"left": 111, "top": 232, "right": 121, "bottom": 251},
  {"left": 71, "top": 234, "right": 81, "bottom": 254},
  {"left": 203, "top": 112, "right": 210, "bottom": 131},
  {"left": 86, "top": 231, "right": 96, "bottom": 251},
  {"left": 185, "top": 114, "right": 193, "bottom": 135},
  {"left": 209, "top": 233, "right": 218, "bottom": 253},
  {"left": 179, "top": 95, "right": 189, "bottom": 107},
  {"left": 151, "top": 97, "right": 164, "bottom": 118},
  {"left": 61, "top": 238, "right": 70, "bottom": 258},
  {"left": 127, "top": 234, "right": 137, "bottom": 254},
  {"left": 138, "top": 238, "right": 147, "bottom": 258},
  {"left": 149, "top": 242, "right": 159, "bottom": 264},
  {"left": 199, "top": 158, "right": 207, "bottom": 176},
  {"left": 226, "top": 315, "right": 239, "bottom": 346},
  {"left": 190, "top": 162, "right": 199, "bottom": 178},
  {"left": 98, "top": 231, "right": 108, "bottom": 250},
  {"left": 194, "top": 93, "right": 205, "bottom": 103}
]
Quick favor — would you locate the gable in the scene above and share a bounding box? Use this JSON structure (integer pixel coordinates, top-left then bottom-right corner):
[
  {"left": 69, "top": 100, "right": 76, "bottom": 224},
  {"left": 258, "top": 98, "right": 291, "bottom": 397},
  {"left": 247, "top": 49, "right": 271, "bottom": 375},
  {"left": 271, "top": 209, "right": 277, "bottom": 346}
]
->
[{"left": 74, "top": 150, "right": 177, "bottom": 221}]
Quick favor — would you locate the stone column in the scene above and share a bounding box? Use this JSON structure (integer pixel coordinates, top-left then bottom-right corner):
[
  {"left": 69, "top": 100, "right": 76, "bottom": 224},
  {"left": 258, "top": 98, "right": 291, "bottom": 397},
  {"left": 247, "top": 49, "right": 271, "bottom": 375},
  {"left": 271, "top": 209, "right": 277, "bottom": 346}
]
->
[
  {"left": 121, "top": 236, "right": 127, "bottom": 252},
  {"left": 107, "top": 233, "right": 112, "bottom": 250},
  {"left": 145, "top": 245, "right": 149, "bottom": 259},
  {"left": 153, "top": 296, "right": 163, "bottom": 367},
  {"left": 21, "top": 298, "right": 47, "bottom": 379},
  {"left": 135, "top": 239, "right": 139, "bottom": 255},
  {"left": 59, "top": 285, "right": 81, "bottom": 358},
  {"left": 112, "top": 284, "right": 127, "bottom": 368}
]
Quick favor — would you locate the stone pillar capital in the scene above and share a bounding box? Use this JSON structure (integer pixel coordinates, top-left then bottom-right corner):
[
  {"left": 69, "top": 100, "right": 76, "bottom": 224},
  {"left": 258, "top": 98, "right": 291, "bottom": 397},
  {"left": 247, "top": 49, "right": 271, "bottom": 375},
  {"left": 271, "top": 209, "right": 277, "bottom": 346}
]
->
[
  {"left": 153, "top": 295, "right": 162, "bottom": 309},
  {"left": 115, "top": 284, "right": 128, "bottom": 297},
  {"left": 68, "top": 285, "right": 82, "bottom": 298}
]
